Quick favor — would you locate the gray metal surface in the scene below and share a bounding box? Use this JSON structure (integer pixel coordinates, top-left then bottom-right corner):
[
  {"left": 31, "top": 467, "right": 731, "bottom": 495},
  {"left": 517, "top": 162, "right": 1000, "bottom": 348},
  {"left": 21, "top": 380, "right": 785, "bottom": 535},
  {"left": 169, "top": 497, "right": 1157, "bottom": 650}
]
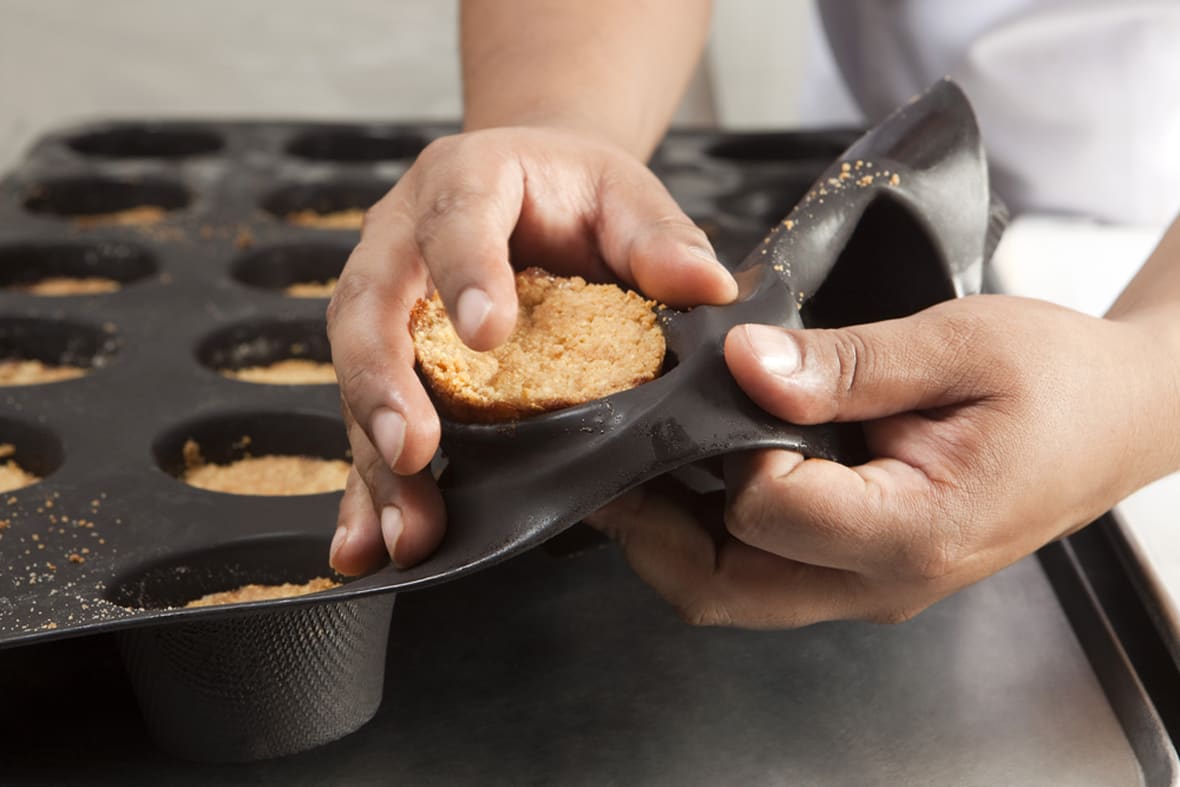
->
[
  {"left": 0, "top": 538, "right": 1165, "bottom": 786},
  {"left": 1110, "top": 505, "right": 1180, "bottom": 671}
]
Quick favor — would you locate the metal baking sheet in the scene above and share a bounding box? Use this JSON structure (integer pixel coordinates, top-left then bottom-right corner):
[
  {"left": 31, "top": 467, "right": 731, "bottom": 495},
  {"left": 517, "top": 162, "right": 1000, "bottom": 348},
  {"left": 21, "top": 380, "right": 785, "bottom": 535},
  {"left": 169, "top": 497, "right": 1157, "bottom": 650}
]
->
[{"left": 0, "top": 533, "right": 1173, "bottom": 785}]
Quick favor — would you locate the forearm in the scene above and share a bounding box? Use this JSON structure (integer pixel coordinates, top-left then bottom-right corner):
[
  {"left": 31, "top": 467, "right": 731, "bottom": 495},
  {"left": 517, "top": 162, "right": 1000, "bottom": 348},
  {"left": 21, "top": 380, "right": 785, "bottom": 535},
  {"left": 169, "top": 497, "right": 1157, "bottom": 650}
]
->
[
  {"left": 1104, "top": 214, "right": 1180, "bottom": 486},
  {"left": 460, "top": 0, "right": 712, "bottom": 159},
  {"left": 1106, "top": 216, "right": 1180, "bottom": 332}
]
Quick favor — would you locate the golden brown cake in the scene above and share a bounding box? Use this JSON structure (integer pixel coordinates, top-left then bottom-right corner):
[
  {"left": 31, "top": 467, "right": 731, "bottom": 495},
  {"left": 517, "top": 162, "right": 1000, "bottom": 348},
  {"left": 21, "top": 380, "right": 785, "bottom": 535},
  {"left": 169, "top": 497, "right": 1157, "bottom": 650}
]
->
[
  {"left": 0, "top": 359, "right": 87, "bottom": 386},
  {"left": 11, "top": 277, "right": 121, "bottom": 296},
  {"left": 181, "top": 440, "right": 349, "bottom": 495},
  {"left": 284, "top": 278, "right": 338, "bottom": 298},
  {"left": 0, "top": 444, "right": 38, "bottom": 493},
  {"left": 222, "top": 358, "right": 337, "bottom": 385},
  {"left": 73, "top": 205, "right": 167, "bottom": 228},
  {"left": 183, "top": 577, "right": 339, "bottom": 608},
  {"left": 286, "top": 209, "right": 365, "bottom": 230},
  {"left": 409, "top": 267, "right": 665, "bottom": 423}
]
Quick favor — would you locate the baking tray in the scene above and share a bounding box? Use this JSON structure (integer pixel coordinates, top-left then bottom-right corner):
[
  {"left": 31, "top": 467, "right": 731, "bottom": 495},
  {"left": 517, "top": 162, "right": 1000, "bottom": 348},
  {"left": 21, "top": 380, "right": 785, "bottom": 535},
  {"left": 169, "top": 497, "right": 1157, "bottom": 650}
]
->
[
  {"left": 0, "top": 521, "right": 1176, "bottom": 785},
  {"left": 1, "top": 115, "right": 1175, "bottom": 777}
]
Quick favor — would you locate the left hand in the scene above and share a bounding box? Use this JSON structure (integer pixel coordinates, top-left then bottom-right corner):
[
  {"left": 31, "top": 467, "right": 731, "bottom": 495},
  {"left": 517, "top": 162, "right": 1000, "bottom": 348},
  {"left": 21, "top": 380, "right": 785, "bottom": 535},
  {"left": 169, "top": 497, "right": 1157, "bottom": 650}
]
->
[{"left": 585, "top": 294, "right": 1180, "bottom": 628}]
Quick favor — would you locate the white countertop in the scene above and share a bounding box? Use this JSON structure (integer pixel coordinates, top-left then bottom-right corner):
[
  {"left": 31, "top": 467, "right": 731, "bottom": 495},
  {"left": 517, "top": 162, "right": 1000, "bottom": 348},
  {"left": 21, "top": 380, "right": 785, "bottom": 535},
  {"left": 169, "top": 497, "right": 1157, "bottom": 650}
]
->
[{"left": 990, "top": 215, "right": 1180, "bottom": 646}]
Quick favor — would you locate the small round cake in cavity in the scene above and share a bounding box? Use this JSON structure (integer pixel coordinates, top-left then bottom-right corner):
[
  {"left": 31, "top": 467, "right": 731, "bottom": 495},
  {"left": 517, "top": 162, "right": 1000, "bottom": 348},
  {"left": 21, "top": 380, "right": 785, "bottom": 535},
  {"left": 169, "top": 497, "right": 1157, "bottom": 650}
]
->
[
  {"left": 222, "top": 358, "right": 337, "bottom": 385},
  {"left": 286, "top": 209, "right": 365, "bottom": 230},
  {"left": 284, "top": 278, "right": 338, "bottom": 298},
  {"left": 0, "top": 359, "right": 87, "bottom": 386},
  {"left": 0, "top": 444, "right": 39, "bottom": 493},
  {"left": 12, "top": 277, "right": 121, "bottom": 296},
  {"left": 183, "top": 577, "right": 340, "bottom": 608},
  {"left": 410, "top": 267, "right": 666, "bottom": 423},
  {"left": 181, "top": 440, "right": 349, "bottom": 496}
]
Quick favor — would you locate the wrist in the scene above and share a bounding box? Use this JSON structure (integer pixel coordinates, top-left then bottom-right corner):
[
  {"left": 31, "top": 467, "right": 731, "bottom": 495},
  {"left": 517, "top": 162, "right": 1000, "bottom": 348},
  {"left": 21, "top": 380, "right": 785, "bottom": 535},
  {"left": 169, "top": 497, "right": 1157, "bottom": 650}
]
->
[
  {"left": 1105, "top": 313, "right": 1180, "bottom": 490},
  {"left": 462, "top": 104, "right": 659, "bottom": 161}
]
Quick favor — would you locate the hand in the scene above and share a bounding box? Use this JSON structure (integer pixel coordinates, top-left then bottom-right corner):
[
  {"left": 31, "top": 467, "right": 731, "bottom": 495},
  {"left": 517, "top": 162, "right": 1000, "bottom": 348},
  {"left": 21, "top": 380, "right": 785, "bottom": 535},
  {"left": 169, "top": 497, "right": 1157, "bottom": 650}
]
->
[
  {"left": 326, "top": 126, "right": 738, "bottom": 574},
  {"left": 585, "top": 294, "right": 1179, "bottom": 627}
]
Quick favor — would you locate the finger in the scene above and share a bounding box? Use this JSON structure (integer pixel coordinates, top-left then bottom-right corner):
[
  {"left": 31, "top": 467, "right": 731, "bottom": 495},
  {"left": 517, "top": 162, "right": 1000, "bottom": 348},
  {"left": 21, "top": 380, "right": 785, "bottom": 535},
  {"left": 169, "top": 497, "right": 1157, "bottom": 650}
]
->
[
  {"left": 594, "top": 165, "right": 738, "bottom": 307},
  {"left": 726, "top": 449, "right": 956, "bottom": 580},
  {"left": 328, "top": 194, "right": 440, "bottom": 475},
  {"left": 330, "top": 467, "right": 387, "bottom": 576},
  {"left": 410, "top": 138, "right": 524, "bottom": 351},
  {"left": 347, "top": 416, "right": 446, "bottom": 568},
  {"left": 724, "top": 304, "right": 999, "bottom": 424},
  {"left": 585, "top": 485, "right": 867, "bottom": 629}
]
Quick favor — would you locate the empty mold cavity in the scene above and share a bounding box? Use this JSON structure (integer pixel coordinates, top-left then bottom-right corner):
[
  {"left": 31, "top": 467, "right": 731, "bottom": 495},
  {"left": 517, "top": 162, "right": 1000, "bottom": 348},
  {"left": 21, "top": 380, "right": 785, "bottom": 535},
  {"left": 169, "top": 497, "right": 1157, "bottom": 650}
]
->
[
  {"left": 67, "top": 124, "right": 223, "bottom": 159},
  {"left": 705, "top": 130, "right": 858, "bottom": 163},
  {"left": 262, "top": 180, "right": 391, "bottom": 229},
  {"left": 106, "top": 537, "right": 392, "bottom": 762},
  {"left": 718, "top": 181, "right": 816, "bottom": 228},
  {"left": 0, "top": 317, "right": 116, "bottom": 386},
  {"left": 230, "top": 242, "right": 349, "bottom": 297},
  {"left": 287, "top": 127, "right": 426, "bottom": 162},
  {"left": 0, "top": 241, "right": 156, "bottom": 295},
  {"left": 196, "top": 319, "right": 334, "bottom": 385},
  {"left": 104, "top": 536, "right": 339, "bottom": 610},
  {"left": 800, "top": 197, "right": 956, "bottom": 328},
  {"left": 24, "top": 176, "right": 190, "bottom": 221},
  {"left": 153, "top": 411, "right": 350, "bottom": 496},
  {"left": 0, "top": 416, "right": 64, "bottom": 492}
]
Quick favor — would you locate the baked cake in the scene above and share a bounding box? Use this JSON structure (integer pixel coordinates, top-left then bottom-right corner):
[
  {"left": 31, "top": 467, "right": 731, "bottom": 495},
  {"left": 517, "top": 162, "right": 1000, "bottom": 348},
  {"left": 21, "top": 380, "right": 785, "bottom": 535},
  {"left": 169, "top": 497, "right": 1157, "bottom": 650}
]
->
[{"left": 410, "top": 268, "right": 665, "bottom": 423}]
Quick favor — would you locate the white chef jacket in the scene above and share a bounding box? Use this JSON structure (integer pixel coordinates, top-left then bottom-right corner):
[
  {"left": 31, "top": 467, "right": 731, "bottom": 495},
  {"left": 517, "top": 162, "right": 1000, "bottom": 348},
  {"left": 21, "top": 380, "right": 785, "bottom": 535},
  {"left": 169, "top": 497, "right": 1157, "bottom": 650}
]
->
[{"left": 816, "top": 0, "right": 1180, "bottom": 226}]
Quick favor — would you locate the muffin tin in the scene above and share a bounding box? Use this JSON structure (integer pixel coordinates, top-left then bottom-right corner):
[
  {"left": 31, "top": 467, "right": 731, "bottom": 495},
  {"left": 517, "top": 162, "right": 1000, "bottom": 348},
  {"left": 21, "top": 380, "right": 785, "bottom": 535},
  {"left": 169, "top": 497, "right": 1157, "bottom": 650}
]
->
[{"left": 0, "top": 81, "right": 993, "bottom": 760}]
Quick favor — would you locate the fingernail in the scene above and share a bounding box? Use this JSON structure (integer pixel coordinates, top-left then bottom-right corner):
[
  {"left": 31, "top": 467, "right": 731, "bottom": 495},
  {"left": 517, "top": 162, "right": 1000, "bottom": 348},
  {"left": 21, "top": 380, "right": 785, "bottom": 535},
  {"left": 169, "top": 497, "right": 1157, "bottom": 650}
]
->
[
  {"left": 371, "top": 408, "right": 406, "bottom": 469},
  {"left": 685, "top": 246, "right": 739, "bottom": 298},
  {"left": 456, "top": 286, "right": 493, "bottom": 341},
  {"left": 329, "top": 525, "right": 350, "bottom": 567},
  {"left": 743, "top": 324, "right": 800, "bottom": 377},
  {"left": 685, "top": 245, "right": 726, "bottom": 274},
  {"left": 381, "top": 506, "right": 404, "bottom": 566}
]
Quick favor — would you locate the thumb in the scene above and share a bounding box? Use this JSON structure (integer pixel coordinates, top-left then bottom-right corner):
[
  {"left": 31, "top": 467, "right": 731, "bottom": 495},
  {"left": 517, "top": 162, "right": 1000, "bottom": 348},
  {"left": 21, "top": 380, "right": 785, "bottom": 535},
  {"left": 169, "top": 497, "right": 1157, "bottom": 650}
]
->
[
  {"left": 594, "top": 165, "right": 738, "bottom": 308},
  {"left": 724, "top": 310, "right": 990, "bottom": 424}
]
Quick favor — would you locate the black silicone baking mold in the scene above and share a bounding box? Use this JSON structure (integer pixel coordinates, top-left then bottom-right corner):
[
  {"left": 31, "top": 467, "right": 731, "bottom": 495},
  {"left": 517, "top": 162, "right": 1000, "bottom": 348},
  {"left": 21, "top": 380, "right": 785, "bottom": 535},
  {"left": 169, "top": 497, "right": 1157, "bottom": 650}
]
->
[{"left": 0, "top": 79, "right": 1001, "bottom": 760}]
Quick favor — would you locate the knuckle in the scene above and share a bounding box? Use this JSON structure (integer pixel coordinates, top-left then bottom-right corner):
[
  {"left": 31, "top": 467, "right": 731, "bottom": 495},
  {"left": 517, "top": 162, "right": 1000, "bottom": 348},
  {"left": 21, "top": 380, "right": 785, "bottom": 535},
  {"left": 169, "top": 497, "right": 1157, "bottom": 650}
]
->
[
  {"left": 413, "top": 186, "right": 480, "bottom": 253},
  {"left": 416, "top": 134, "right": 459, "bottom": 167},
  {"left": 926, "top": 305, "right": 1012, "bottom": 392},
  {"left": 898, "top": 530, "right": 960, "bottom": 582},
  {"left": 829, "top": 328, "right": 871, "bottom": 403},
  {"left": 339, "top": 361, "right": 382, "bottom": 404},
  {"left": 723, "top": 486, "right": 775, "bottom": 546},
  {"left": 354, "top": 448, "right": 387, "bottom": 489},
  {"left": 676, "top": 598, "right": 734, "bottom": 628},
  {"left": 866, "top": 604, "right": 924, "bottom": 626},
  {"left": 360, "top": 205, "right": 385, "bottom": 235},
  {"left": 325, "top": 269, "right": 372, "bottom": 332}
]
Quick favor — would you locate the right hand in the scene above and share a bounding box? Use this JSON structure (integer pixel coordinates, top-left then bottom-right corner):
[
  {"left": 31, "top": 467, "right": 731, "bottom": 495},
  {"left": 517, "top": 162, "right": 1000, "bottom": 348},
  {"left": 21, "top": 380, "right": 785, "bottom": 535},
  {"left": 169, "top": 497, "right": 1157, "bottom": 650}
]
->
[{"left": 326, "top": 126, "right": 738, "bottom": 575}]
